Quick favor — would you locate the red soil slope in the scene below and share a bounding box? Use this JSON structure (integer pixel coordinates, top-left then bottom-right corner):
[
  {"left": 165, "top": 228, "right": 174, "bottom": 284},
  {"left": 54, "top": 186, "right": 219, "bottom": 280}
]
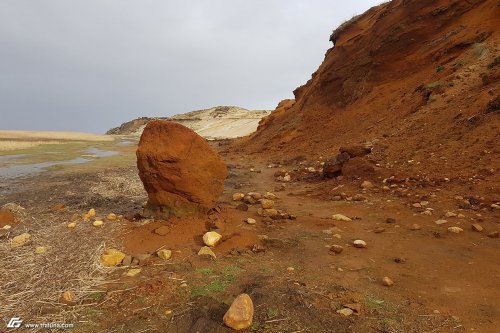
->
[{"left": 236, "top": 0, "right": 499, "bottom": 187}]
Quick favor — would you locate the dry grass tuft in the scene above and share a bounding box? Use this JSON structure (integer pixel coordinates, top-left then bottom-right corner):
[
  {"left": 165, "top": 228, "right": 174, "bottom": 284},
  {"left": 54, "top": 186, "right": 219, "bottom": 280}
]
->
[{"left": 0, "top": 206, "right": 125, "bottom": 331}]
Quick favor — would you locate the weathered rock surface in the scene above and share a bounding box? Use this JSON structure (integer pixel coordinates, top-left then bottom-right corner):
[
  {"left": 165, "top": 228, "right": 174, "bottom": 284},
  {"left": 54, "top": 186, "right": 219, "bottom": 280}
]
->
[
  {"left": 137, "top": 120, "right": 228, "bottom": 218},
  {"left": 223, "top": 293, "right": 254, "bottom": 330}
]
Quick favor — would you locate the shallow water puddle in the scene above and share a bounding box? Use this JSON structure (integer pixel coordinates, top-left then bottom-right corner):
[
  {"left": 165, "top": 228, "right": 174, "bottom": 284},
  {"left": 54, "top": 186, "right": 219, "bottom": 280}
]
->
[{"left": 0, "top": 147, "right": 119, "bottom": 179}]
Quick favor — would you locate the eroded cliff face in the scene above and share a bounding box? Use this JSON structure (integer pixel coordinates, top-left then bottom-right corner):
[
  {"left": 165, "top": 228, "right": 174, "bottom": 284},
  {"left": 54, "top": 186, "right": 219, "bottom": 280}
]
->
[
  {"left": 107, "top": 106, "right": 270, "bottom": 140},
  {"left": 237, "top": 0, "right": 499, "bottom": 181}
]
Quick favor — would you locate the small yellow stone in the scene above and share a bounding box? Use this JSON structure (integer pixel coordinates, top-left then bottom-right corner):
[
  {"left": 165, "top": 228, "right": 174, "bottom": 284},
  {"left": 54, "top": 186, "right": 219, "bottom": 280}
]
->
[
  {"left": 88, "top": 208, "right": 96, "bottom": 217},
  {"left": 203, "top": 231, "right": 222, "bottom": 247},
  {"left": 106, "top": 213, "right": 117, "bottom": 221},
  {"left": 93, "top": 220, "right": 104, "bottom": 227},
  {"left": 59, "top": 291, "right": 76, "bottom": 305},
  {"left": 100, "top": 249, "right": 126, "bottom": 267},
  {"left": 157, "top": 249, "right": 172, "bottom": 260},
  {"left": 198, "top": 246, "right": 217, "bottom": 259},
  {"left": 67, "top": 222, "right": 77, "bottom": 228},
  {"left": 125, "top": 268, "right": 142, "bottom": 277},
  {"left": 223, "top": 293, "right": 254, "bottom": 330},
  {"left": 35, "top": 246, "right": 47, "bottom": 254},
  {"left": 11, "top": 233, "right": 31, "bottom": 247}
]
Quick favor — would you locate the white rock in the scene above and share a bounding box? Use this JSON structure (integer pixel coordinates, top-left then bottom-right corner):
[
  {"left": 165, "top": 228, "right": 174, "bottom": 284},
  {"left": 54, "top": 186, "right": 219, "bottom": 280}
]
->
[
  {"left": 448, "top": 227, "right": 463, "bottom": 234},
  {"left": 445, "top": 212, "right": 457, "bottom": 218},
  {"left": 337, "top": 308, "right": 353, "bottom": 316},
  {"left": 246, "top": 218, "right": 256, "bottom": 225},
  {"left": 202, "top": 231, "right": 222, "bottom": 247},
  {"left": 332, "top": 214, "right": 352, "bottom": 222},
  {"left": 353, "top": 240, "right": 367, "bottom": 248},
  {"left": 435, "top": 219, "right": 448, "bottom": 225}
]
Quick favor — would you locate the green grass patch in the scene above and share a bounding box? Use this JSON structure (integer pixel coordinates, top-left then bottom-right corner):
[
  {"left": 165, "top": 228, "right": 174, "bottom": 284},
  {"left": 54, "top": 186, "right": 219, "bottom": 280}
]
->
[
  {"left": 195, "top": 267, "right": 215, "bottom": 275},
  {"left": 190, "top": 265, "right": 243, "bottom": 299},
  {"left": 88, "top": 292, "right": 106, "bottom": 301}
]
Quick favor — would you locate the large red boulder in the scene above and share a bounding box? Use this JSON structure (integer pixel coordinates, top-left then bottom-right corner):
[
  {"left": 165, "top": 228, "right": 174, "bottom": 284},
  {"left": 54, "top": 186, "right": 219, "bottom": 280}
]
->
[{"left": 136, "top": 120, "right": 228, "bottom": 218}]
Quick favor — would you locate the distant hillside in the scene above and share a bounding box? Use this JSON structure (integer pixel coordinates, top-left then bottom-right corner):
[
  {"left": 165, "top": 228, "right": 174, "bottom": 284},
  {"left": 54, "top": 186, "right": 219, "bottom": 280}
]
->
[{"left": 107, "top": 106, "right": 271, "bottom": 140}]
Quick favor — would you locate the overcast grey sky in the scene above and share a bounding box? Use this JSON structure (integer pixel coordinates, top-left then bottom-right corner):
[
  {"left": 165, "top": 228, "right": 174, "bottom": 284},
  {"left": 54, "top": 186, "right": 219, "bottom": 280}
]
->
[{"left": 0, "top": 0, "right": 382, "bottom": 133}]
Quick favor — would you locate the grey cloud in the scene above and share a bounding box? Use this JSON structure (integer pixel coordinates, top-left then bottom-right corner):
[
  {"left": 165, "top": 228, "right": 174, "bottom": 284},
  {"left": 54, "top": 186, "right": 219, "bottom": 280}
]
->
[{"left": 0, "top": 0, "right": 382, "bottom": 133}]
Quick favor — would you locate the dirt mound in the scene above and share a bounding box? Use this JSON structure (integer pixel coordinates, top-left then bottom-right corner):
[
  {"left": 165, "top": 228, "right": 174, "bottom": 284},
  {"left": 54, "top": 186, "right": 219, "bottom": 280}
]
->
[
  {"left": 136, "top": 120, "right": 228, "bottom": 218},
  {"left": 235, "top": 0, "right": 499, "bottom": 187}
]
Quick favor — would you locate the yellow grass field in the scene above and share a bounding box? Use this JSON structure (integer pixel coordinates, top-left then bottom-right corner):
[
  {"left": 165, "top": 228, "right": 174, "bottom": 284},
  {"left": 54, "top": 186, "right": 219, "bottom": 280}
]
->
[{"left": 0, "top": 130, "right": 114, "bottom": 151}]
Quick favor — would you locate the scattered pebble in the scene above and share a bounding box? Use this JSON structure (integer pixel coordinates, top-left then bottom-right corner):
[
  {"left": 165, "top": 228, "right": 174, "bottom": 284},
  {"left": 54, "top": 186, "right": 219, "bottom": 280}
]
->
[
  {"left": 448, "top": 226, "right": 463, "bottom": 234},
  {"left": 87, "top": 208, "right": 96, "bottom": 217},
  {"left": 157, "top": 249, "right": 172, "bottom": 260},
  {"left": 332, "top": 214, "right": 352, "bottom": 222},
  {"left": 287, "top": 267, "right": 295, "bottom": 272},
  {"left": 67, "top": 222, "right": 77, "bottom": 228},
  {"left": 125, "top": 268, "right": 142, "bottom": 277},
  {"left": 361, "top": 180, "right": 374, "bottom": 189},
  {"left": 337, "top": 308, "right": 353, "bottom": 316},
  {"left": 106, "top": 213, "right": 117, "bottom": 221},
  {"left": 382, "top": 276, "right": 394, "bottom": 286},
  {"left": 198, "top": 246, "right": 217, "bottom": 259},
  {"left": 330, "top": 245, "right": 344, "bottom": 254},
  {"left": 261, "top": 199, "right": 275, "bottom": 209},
  {"left": 59, "top": 291, "right": 76, "bottom": 305},
  {"left": 35, "top": 246, "right": 46, "bottom": 254},
  {"left": 410, "top": 224, "right": 421, "bottom": 230},
  {"left": 93, "top": 220, "right": 104, "bottom": 228},
  {"left": 232, "top": 193, "right": 245, "bottom": 201},
  {"left": 487, "top": 231, "right": 499, "bottom": 238},
  {"left": 100, "top": 249, "right": 126, "bottom": 267},
  {"left": 471, "top": 224, "right": 483, "bottom": 232},
  {"left": 445, "top": 212, "right": 457, "bottom": 218},
  {"left": 11, "top": 233, "right": 31, "bottom": 247},
  {"left": 435, "top": 219, "right": 448, "bottom": 225},
  {"left": 203, "top": 231, "right": 222, "bottom": 247},
  {"left": 385, "top": 218, "right": 396, "bottom": 224},
  {"left": 353, "top": 240, "right": 367, "bottom": 248},
  {"left": 264, "top": 192, "right": 276, "bottom": 199},
  {"left": 246, "top": 218, "right": 256, "bottom": 225}
]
